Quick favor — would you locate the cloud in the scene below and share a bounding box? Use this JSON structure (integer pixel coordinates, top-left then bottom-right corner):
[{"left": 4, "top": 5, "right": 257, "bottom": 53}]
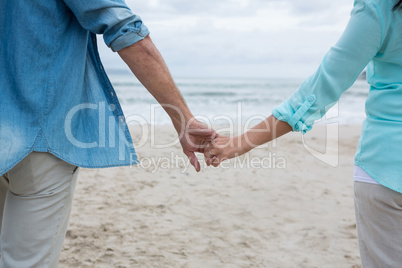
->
[{"left": 99, "top": 0, "right": 354, "bottom": 78}]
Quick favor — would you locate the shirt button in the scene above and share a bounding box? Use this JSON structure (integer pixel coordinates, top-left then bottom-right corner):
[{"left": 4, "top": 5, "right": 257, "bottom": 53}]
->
[
  {"left": 109, "top": 104, "right": 116, "bottom": 111},
  {"left": 308, "top": 96, "right": 314, "bottom": 102}
]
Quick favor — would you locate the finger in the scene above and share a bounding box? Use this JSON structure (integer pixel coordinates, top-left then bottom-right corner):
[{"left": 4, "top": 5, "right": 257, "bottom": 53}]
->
[
  {"left": 185, "top": 152, "right": 201, "bottom": 172},
  {"left": 203, "top": 151, "right": 210, "bottom": 164},
  {"left": 210, "top": 156, "right": 218, "bottom": 167},
  {"left": 211, "top": 157, "right": 221, "bottom": 167},
  {"left": 204, "top": 139, "right": 219, "bottom": 152},
  {"left": 211, "top": 156, "right": 225, "bottom": 167},
  {"left": 209, "top": 148, "right": 218, "bottom": 156},
  {"left": 188, "top": 128, "right": 216, "bottom": 137},
  {"left": 205, "top": 142, "right": 212, "bottom": 151},
  {"left": 205, "top": 156, "right": 211, "bottom": 166},
  {"left": 205, "top": 147, "right": 219, "bottom": 163},
  {"left": 203, "top": 143, "right": 211, "bottom": 157},
  {"left": 187, "top": 136, "right": 214, "bottom": 153},
  {"left": 209, "top": 137, "right": 223, "bottom": 149},
  {"left": 207, "top": 155, "right": 217, "bottom": 166},
  {"left": 206, "top": 141, "right": 220, "bottom": 152},
  {"left": 191, "top": 130, "right": 220, "bottom": 145},
  {"left": 212, "top": 131, "right": 220, "bottom": 140}
]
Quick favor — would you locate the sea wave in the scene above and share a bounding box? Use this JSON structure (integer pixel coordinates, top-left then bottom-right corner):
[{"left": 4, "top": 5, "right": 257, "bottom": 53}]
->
[{"left": 109, "top": 75, "right": 369, "bottom": 126}]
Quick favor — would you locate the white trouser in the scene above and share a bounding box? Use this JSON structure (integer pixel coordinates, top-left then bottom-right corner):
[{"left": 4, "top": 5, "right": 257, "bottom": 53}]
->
[
  {"left": 0, "top": 152, "right": 78, "bottom": 268},
  {"left": 354, "top": 182, "right": 402, "bottom": 268}
]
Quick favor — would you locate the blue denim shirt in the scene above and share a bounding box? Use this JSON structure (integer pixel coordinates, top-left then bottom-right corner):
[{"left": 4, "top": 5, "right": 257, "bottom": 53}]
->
[
  {"left": 273, "top": 0, "right": 402, "bottom": 193},
  {"left": 0, "top": 0, "right": 150, "bottom": 175}
]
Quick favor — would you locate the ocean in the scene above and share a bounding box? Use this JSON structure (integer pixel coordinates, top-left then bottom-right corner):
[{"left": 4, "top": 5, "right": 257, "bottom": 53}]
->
[{"left": 108, "top": 73, "right": 369, "bottom": 127}]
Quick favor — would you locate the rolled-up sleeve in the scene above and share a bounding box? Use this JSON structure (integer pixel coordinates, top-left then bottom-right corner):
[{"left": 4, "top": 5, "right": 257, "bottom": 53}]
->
[
  {"left": 63, "top": 0, "right": 150, "bottom": 51},
  {"left": 272, "top": 0, "right": 383, "bottom": 134}
]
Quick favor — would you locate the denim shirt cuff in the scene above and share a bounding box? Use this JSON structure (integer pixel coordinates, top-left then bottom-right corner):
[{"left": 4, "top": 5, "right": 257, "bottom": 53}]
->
[
  {"left": 272, "top": 94, "right": 316, "bottom": 134},
  {"left": 110, "top": 25, "right": 150, "bottom": 52}
]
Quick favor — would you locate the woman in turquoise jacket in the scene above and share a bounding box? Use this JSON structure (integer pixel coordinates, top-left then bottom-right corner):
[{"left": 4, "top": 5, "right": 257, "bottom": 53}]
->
[{"left": 205, "top": 0, "right": 402, "bottom": 266}]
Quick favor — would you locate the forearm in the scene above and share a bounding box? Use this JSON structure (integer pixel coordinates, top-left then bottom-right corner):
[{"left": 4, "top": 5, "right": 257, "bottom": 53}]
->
[
  {"left": 241, "top": 115, "right": 292, "bottom": 152},
  {"left": 273, "top": 1, "right": 381, "bottom": 134},
  {"left": 118, "top": 36, "right": 193, "bottom": 129}
]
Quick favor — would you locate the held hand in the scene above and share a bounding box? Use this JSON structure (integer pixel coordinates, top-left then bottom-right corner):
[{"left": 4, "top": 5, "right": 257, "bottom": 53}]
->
[
  {"left": 204, "top": 135, "right": 252, "bottom": 167},
  {"left": 179, "top": 118, "right": 218, "bottom": 172},
  {"left": 203, "top": 115, "right": 292, "bottom": 167},
  {"left": 119, "top": 38, "right": 217, "bottom": 172}
]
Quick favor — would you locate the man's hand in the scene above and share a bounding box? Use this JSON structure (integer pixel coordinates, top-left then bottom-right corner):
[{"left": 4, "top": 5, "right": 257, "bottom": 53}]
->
[
  {"left": 179, "top": 118, "right": 217, "bottom": 172},
  {"left": 118, "top": 36, "right": 218, "bottom": 171}
]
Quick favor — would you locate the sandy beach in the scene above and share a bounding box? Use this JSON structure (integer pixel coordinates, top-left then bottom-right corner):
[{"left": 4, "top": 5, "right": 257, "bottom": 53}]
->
[{"left": 59, "top": 124, "right": 362, "bottom": 268}]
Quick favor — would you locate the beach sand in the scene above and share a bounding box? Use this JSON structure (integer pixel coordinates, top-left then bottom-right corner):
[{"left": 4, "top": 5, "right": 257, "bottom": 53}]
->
[{"left": 59, "top": 124, "right": 362, "bottom": 268}]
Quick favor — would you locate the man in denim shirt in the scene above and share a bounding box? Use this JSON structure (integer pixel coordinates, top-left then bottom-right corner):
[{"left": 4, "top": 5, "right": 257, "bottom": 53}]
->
[{"left": 0, "top": 0, "right": 216, "bottom": 266}]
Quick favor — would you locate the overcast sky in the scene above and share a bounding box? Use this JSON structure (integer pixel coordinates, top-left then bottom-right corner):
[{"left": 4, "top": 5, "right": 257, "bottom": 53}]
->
[{"left": 98, "top": 0, "right": 354, "bottom": 78}]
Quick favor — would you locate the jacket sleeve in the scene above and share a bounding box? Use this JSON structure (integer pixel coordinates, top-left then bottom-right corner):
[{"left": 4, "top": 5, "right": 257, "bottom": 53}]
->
[
  {"left": 272, "top": 0, "right": 383, "bottom": 134},
  {"left": 63, "top": 0, "right": 150, "bottom": 51}
]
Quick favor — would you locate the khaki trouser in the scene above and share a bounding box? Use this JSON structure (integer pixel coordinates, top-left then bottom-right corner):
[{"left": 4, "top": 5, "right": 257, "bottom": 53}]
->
[
  {"left": 354, "top": 182, "right": 402, "bottom": 268},
  {"left": 0, "top": 152, "right": 78, "bottom": 268}
]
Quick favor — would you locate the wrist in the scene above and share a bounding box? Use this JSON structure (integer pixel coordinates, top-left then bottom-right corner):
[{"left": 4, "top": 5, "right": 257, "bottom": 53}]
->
[{"left": 167, "top": 107, "right": 194, "bottom": 132}]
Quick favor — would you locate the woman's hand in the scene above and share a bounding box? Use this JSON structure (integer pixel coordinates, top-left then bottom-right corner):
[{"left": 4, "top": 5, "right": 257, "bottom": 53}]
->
[
  {"left": 204, "top": 135, "right": 252, "bottom": 167},
  {"left": 203, "top": 115, "right": 292, "bottom": 167}
]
